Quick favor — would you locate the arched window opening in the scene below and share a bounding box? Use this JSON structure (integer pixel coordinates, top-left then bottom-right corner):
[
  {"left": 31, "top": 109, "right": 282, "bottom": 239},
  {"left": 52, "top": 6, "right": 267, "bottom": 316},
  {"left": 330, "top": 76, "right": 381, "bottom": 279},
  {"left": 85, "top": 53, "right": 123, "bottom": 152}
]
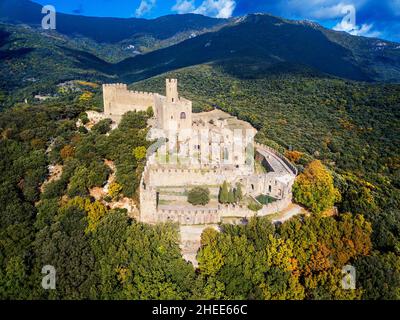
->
[
  {"left": 180, "top": 112, "right": 186, "bottom": 119},
  {"left": 224, "top": 148, "right": 229, "bottom": 160}
]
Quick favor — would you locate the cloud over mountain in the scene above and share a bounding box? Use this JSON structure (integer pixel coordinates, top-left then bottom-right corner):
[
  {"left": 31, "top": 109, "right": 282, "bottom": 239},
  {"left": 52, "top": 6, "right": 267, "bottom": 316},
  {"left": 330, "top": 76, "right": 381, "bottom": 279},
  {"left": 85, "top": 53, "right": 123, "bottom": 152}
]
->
[
  {"left": 135, "top": 0, "right": 156, "bottom": 17},
  {"left": 171, "top": 0, "right": 236, "bottom": 18}
]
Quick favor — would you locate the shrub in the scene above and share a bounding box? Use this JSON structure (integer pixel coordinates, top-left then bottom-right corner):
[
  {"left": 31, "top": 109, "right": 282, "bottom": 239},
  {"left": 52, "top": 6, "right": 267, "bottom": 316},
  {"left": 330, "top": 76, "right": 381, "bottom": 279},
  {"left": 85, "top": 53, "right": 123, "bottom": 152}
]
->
[
  {"left": 79, "top": 112, "right": 89, "bottom": 125},
  {"left": 133, "top": 146, "right": 147, "bottom": 161},
  {"left": 60, "top": 145, "right": 75, "bottom": 160},
  {"left": 108, "top": 182, "right": 122, "bottom": 199},
  {"left": 188, "top": 187, "right": 210, "bottom": 206},
  {"left": 92, "top": 119, "right": 112, "bottom": 134},
  {"left": 248, "top": 201, "right": 263, "bottom": 212},
  {"left": 285, "top": 150, "right": 303, "bottom": 163}
]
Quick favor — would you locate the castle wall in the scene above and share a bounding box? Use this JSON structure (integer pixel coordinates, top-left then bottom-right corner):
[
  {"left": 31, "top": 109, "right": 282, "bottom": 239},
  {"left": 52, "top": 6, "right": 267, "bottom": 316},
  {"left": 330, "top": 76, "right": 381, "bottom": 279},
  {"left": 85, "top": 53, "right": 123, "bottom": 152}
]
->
[
  {"left": 103, "top": 84, "right": 155, "bottom": 117},
  {"left": 147, "top": 167, "right": 239, "bottom": 187},
  {"left": 239, "top": 173, "right": 293, "bottom": 200},
  {"left": 140, "top": 195, "right": 293, "bottom": 225},
  {"left": 155, "top": 96, "right": 192, "bottom": 131},
  {"left": 102, "top": 80, "right": 297, "bottom": 227},
  {"left": 166, "top": 79, "right": 178, "bottom": 103}
]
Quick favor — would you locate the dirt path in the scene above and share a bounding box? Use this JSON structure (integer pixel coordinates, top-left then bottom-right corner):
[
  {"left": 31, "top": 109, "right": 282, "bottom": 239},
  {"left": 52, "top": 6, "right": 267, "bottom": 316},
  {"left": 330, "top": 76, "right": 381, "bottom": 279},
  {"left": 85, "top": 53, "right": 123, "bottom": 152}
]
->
[{"left": 270, "top": 203, "right": 306, "bottom": 224}]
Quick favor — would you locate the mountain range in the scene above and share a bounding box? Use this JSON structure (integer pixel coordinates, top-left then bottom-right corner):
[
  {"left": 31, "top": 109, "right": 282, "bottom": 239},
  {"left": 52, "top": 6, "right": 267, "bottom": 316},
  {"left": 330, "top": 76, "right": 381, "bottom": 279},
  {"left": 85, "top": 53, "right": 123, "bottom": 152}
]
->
[{"left": 1, "top": 0, "right": 400, "bottom": 106}]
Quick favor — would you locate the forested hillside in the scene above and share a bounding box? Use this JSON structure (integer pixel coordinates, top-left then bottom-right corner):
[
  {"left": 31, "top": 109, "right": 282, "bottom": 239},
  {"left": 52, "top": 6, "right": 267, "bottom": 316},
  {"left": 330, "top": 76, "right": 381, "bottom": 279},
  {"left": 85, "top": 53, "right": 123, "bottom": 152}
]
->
[
  {"left": 0, "top": 2, "right": 399, "bottom": 300},
  {"left": 132, "top": 64, "right": 400, "bottom": 262},
  {"left": 0, "top": 0, "right": 228, "bottom": 44},
  {"left": 0, "top": 65, "right": 399, "bottom": 299}
]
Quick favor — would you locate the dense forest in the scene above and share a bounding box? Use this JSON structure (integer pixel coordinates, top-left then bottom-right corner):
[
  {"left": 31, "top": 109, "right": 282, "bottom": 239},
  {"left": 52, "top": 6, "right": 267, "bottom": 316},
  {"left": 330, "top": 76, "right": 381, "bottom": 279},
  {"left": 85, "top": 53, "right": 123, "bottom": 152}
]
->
[{"left": 1, "top": 65, "right": 399, "bottom": 299}]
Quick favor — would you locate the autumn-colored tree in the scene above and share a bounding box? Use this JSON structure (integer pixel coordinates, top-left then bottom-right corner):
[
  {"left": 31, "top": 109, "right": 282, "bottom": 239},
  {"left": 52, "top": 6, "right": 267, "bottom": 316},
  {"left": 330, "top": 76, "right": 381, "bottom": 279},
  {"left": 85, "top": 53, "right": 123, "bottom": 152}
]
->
[
  {"left": 197, "top": 242, "right": 224, "bottom": 277},
  {"left": 85, "top": 200, "right": 108, "bottom": 233},
  {"left": 293, "top": 160, "right": 340, "bottom": 213},
  {"left": 133, "top": 146, "right": 147, "bottom": 161},
  {"left": 78, "top": 91, "right": 94, "bottom": 103},
  {"left": 108, "top": 182, "right": 122, "bottom": 199},
  {"left": 263, "top": 235, "right": 302, "bottom": 300},
  {"left": 31, "top": 138, "right": 45, "bottom": 150},
  {"left": 60, "top": 145, "right": 75, "bottom": 160},
  {"left": 285, "top": 150, "right": 303, "bottom": 163},
  {"left": 201, "top": 227, "right": 219, "bottom": 247},
  {"left": 61, "top": 197, "right": 108, "bottom": 233}
]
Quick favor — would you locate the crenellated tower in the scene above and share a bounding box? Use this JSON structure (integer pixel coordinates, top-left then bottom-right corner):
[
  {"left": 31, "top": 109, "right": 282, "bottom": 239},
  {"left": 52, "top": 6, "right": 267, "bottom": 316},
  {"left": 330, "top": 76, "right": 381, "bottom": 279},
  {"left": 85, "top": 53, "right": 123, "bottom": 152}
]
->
[
  {"left": 166, "top": 79, "right": 178, "bottom": 103},
  {"left": 155, "top": 79, "right": 192, "bottom": 132}
]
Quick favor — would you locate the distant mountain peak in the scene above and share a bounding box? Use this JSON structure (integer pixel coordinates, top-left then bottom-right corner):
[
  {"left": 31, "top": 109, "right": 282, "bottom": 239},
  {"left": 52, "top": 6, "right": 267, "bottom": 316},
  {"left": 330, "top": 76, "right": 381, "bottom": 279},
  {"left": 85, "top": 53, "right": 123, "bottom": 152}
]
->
[{"left": 294, "top": 20, "right": 322, "bottom": 29}]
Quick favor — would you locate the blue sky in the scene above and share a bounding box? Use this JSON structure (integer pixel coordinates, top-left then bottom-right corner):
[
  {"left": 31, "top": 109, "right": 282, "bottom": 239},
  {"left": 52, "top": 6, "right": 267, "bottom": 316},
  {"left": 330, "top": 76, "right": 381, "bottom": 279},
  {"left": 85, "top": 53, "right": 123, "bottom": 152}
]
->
[{"left": 32, "top": 0, "right": 400, "bottom": 42}]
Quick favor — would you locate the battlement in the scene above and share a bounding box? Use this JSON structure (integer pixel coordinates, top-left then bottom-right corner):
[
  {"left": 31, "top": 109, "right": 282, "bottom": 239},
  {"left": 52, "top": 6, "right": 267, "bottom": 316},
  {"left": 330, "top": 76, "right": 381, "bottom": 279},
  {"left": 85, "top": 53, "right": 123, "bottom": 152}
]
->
[
  {"left": 166, "top": 78, "right": 178, "bottom": 103},
  {"left": 103, "top": 84, "right": 155, "bottom": 96},
  {"left": 126, "top": 90, "right": 155, "bottom": 97},
  {"left": 103, "top": 83, "right": 127, "bottom": 89},
  {"left": 103, "top": 83, "right": 156, "bottom": 117}
]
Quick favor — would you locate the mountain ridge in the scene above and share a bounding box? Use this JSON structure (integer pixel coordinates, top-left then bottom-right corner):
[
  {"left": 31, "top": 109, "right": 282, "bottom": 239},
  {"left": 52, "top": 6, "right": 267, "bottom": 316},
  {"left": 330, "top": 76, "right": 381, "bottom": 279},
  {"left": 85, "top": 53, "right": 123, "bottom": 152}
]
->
[
  {"left": 0, "top": 0, "right": 229, "bottom": 43},
  {"left": 1, "top": 0, "right": 400, "bottom": 107},
  {"left": 112, "top": 13, "right": 400, "bottom": 82}
]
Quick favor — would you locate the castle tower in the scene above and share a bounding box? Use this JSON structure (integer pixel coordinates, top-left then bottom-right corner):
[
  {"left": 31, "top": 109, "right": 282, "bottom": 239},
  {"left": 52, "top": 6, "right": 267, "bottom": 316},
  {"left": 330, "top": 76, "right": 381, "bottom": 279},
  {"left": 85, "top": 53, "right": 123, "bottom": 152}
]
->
[
  {"left": 166, "top": 79, "right": 178, "bottom": 103},
  {"left": 154, "top": 78, "right": 193, "bottom": 132}
]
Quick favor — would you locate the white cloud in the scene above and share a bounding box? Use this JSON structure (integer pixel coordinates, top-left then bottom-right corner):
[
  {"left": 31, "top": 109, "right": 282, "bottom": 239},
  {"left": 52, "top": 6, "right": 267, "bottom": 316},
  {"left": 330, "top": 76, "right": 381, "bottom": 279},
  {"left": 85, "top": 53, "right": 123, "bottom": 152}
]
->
[
  {"left": 135, "top": 0, "right": 156, "bottom": 17},
  {"left": 334, "top": 20, "right": 381, "bottom": 38},
  {"left": 284, "top": 0, "right": 367, "bottom": 19},
  {"left": 312, "top": 3, "right": 354, "bottom": 19},
  {"left": 193, "top": 0, "right": 236, "bottom": 18},
  {"left": 172, "top": 0, "right": 196, "bottom": 14},
  {"left": 329, "top": 3, "right": 380, "bottom": 37}
]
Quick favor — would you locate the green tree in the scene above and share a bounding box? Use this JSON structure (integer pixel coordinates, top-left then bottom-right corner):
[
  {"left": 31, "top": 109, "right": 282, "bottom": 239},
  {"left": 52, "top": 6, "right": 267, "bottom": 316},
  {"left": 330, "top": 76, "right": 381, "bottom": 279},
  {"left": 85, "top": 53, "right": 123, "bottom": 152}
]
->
[
  {"left": 234, "top": 183, "right": 243, "bottom": 203},
  {"left": 188, "top": 187, "right": 210, "bottom": 206},
  {"left": 33, "top": 203, "right": 97, "bottom": 299},
  {"left": 219, "top": 181, "right": 229, "bottom": 204},
  {"left": 228, "top": 188, "right": 235, "bottom": 204},
  {"left": 355, "top": 252, "right": 400, "bottom": 300},
  {"left": 92, "top": 119, "right": 112, "bottom": 134}
]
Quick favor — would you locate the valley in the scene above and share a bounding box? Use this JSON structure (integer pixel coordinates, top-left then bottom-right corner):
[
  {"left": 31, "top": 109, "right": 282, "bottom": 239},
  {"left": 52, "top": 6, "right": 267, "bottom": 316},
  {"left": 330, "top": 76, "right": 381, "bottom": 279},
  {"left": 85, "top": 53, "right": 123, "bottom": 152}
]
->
[{"left": 0, "top": 0, "right": 399, "bottom": 301}]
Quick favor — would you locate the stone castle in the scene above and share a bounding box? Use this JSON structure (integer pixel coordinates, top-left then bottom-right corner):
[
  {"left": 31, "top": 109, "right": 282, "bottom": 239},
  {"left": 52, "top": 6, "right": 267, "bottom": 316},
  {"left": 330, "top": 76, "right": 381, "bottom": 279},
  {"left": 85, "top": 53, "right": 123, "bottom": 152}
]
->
[{"left": 102, "top": 79, "right": 297, "bottom": 226}]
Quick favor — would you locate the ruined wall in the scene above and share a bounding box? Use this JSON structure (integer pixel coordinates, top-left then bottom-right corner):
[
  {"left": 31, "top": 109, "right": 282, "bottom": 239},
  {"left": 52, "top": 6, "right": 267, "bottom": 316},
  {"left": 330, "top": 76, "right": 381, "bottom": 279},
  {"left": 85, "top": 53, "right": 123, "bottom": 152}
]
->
[
  {"left": 139, "top": 164, "right": 158, "bottom": 223},
  {"left": 147, "top": 167, "right": 240, "bottom": 187},
  {"left": 239, "top": 173, "right": 293, "bottom": 200},
  {"left": 254, "top": 142, "right": 298, "bottom": 175},
  {"left": 157, "top": 208, "right": 221, "bottom": 225}
]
